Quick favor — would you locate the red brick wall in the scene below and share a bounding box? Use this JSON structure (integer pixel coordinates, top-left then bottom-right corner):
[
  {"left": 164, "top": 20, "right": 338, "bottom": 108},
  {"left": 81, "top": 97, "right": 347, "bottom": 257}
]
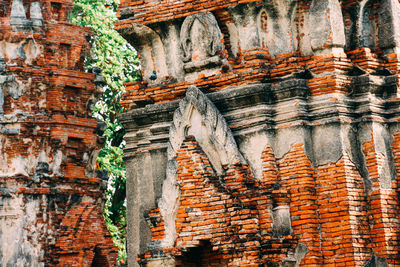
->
[
  {"left": 141, "top": 136, "right": 400, "bottom": 266},
  {"left": 0, "top": 1, "right": 116, "bottom": 265},
  {"left": 143, "top": 137, "right": 298, "bottom": 266},
  {"left": 363, "top": 136, "right": 400, "bottom": 265}
]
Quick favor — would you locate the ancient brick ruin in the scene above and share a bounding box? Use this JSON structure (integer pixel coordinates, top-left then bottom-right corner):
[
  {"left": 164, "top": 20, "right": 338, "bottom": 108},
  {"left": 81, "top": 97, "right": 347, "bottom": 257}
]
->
[
  {"left": 118, "top": 0, "right": 400, "bottom": 266},
  {"left": 0, "top": 0, "right": 116, "bottom": 266}
]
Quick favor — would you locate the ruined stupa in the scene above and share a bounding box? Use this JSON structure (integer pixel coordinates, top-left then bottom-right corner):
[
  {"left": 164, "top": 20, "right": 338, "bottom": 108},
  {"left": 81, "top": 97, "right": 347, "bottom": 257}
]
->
[
  {"left": 118, "top": 0, "right": 400, "bottom": 266},
  {"left": 0, "top": 1, "right": 117, "bottom": 265}
]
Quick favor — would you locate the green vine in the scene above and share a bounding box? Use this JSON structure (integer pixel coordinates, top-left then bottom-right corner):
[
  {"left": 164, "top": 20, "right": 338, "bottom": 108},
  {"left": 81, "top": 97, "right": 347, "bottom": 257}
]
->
[{"left": 71, "top": 0, "right": 140, "bottom": 263}]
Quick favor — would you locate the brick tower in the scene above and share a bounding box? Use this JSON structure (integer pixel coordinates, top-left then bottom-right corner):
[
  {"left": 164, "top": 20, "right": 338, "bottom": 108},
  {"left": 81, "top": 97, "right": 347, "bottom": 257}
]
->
[
  {"left": 117, "top": 0, "right": 400, "bottom": 266},
  {"left": 0, "top": 0, "right": 116, "bottom": 266}
]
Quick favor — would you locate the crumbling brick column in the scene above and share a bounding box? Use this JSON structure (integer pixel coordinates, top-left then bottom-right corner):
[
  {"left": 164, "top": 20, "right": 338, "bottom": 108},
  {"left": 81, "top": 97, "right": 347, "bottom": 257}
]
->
[
  {"left": 0, "top": 1, "right": 117, "bottom": 266},
  {"left": 118, "top": 0, "right": 400, "bottom": 266}
]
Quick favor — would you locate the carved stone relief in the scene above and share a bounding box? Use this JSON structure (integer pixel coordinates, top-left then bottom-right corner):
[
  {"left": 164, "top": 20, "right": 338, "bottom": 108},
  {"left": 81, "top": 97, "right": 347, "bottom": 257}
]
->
[{"left": 180, "top": 12, "right": 224, "bottom": 73}]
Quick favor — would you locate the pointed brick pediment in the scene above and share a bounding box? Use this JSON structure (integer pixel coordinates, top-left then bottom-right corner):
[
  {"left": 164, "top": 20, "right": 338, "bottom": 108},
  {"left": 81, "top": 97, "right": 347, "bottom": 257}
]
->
[
  {"left": 159, "top": 85, "right": 246, "bottom": 248},
  {"left": 168, "top": 85, "right": 246, "bottom": 174}
]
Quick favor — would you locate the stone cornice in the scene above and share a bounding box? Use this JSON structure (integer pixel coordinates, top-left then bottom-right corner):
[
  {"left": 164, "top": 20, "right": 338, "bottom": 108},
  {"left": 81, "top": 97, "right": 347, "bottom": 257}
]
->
[{"left": 121, "top": 76, "right": 400, "bottom": 157}]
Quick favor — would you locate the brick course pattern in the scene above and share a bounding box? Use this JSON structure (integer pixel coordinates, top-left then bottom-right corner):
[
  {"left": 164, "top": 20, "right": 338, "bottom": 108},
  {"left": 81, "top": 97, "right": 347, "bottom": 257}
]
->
[
  {"left": 118, "top": 0, "right": 400, "bottom": 266},
  {"left": 0, "top": 1, "right": 116, "bottom": 266}
]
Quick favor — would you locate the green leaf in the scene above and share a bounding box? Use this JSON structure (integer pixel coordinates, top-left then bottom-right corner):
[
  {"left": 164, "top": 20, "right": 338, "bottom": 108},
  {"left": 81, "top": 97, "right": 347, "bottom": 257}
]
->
[{"left": 71, "top": 0, "right": 139, "bottom": 262}]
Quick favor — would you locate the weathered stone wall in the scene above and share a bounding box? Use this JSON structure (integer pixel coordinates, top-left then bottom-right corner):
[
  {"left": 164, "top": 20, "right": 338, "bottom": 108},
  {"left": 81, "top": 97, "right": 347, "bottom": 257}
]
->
[
  {"left": 0, "top": 1, "right": 117, "bottom": 266},
  {"left": 118, "top": 0, "right": 400, "bottom": 266}
]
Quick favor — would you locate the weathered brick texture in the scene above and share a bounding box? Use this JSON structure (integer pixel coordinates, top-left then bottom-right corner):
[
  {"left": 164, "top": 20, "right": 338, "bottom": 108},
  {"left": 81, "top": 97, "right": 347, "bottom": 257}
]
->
[
  {"left": 0, "top": 1, "right": 117, "bottom": 266},
  {"left": 118, "top": 0, "right": 400, "bottom": 266}
]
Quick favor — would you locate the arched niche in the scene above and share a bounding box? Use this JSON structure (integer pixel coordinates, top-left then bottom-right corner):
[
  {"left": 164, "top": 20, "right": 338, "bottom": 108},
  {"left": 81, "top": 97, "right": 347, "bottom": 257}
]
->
[
  {"left": 358, "top": 0, "right": 378, "bottom": 49},
  {"left": 256, "top": 0, "right": 300, "bottom": 57},
  {"left": 91, "top": 246, "right": 108, "bottom": 267},
  {"left": 175, "top": 240, "right": 229, "bottom": 267},
  {"left": 168, "top": 86, "right": 246, "bottom": 174},
  {"left": 214, "top": 9, "right": 240, "bottom": 58},
  {"left": 157, "top": 85, "right": 246, "bottom": 248},
  {"left": 123, "top": 23, "right": 168, "bottom": 84},
  {"left": 55, "top": 202, "right": 117, "bottom": 266},
  {"left": 228, "top": 4, "right": 260, "bottom": 52},
  {"left": 344, "top": 0, "right": 400, "bottom": 54},
  {"left": 341, "top": 4, "right": 359, "bottom": 51}
]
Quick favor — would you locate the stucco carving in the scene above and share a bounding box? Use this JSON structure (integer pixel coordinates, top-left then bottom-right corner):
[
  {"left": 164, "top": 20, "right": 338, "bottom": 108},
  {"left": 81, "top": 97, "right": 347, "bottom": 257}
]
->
[
  {"left": 158, "top": 85, "right": 246, "bottom": 247},
  {"left": 180, "top": 12, "right": 224, "bottom": 72},
  {"left": 257, "top": 0, "right": 299, "bottom": 57},
  {"left": 168, "top": 85, "right": 245, "bottom": 172}
]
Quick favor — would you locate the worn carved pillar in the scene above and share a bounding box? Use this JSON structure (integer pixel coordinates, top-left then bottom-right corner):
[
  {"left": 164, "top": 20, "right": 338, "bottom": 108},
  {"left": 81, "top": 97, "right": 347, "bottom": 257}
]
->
[{"left": 118, "top": 0, "right": 400, "bottom": 266}]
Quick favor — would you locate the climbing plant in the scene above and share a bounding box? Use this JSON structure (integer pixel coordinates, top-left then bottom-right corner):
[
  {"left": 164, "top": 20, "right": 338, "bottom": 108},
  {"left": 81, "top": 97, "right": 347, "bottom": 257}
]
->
[{"left": 70, "top": 0, "right": 140, "bottom": 262}]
